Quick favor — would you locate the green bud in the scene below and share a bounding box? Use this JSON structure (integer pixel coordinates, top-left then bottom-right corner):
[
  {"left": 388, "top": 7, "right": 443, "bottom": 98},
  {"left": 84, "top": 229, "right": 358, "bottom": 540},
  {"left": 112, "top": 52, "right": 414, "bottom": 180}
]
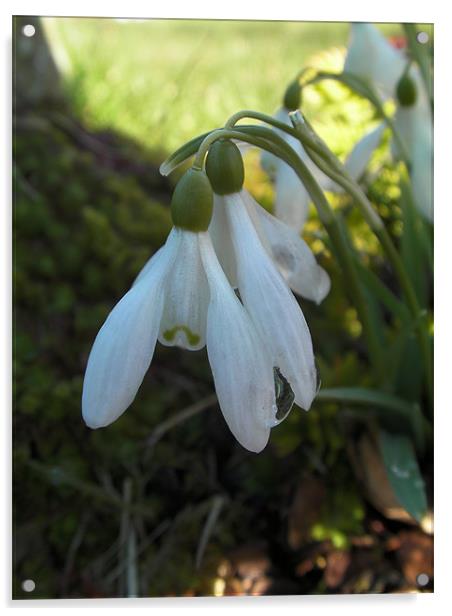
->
[
  {"left": 205, "top": 140, "right": 245, "bottom": 195},
  {"left": 283, "top": 80, "right": 301, "bottom": 111},
  {"left": 396, "top": 73, "right": 417, "bottom": 107},
  {"left": 170, "top": 168, "right": 213, "bottom": 232}
]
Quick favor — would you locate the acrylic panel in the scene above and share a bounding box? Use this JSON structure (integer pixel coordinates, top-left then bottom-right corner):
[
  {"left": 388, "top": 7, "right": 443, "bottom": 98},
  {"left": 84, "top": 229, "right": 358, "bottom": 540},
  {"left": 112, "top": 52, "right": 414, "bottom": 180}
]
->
[{"left": 13, "top": 15, "right": 433, "bottom": 599}]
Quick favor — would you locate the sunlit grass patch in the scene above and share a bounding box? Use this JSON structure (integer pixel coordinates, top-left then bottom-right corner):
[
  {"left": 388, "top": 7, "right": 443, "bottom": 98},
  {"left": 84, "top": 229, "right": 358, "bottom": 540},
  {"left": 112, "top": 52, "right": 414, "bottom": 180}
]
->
[{"left": 43, "top": 18, "right": 402, "bottom": 156}]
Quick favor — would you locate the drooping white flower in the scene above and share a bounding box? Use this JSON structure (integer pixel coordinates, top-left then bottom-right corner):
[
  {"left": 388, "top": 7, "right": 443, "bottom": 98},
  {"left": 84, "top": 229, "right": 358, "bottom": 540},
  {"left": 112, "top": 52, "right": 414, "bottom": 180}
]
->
[
  {"left": 199, "top": 233, "right": 278, "bottom": 452},
  {"left": 83, "top": 227, "right": 282, "bottom": 452},
  {"left": 204, "top": 136, "right": 318, "bottom": 411},
  {"left": 211, "top": 190, "right": 318, "bottom": 411},
  {"left": 209, "top": 189, "right": 331, "bottom": 305},
  {"left": 344, "top": 23, "right": 406, "bottom": 99},
  {"left": 344, "top": 23, "right": 433, "bottom": 221},
  {"left": 82, "top": 167, "right": 289, "bottom": 453},
  {"left": 241, "top": 189, "right": 331, "bottom": 304},
  {"left": 261, "top": 108, "right": 385, "bottom": 231}
]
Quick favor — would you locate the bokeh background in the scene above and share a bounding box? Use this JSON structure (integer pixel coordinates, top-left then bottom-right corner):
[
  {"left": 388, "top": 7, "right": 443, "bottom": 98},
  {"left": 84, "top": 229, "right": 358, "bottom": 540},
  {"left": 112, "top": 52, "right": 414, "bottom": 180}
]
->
[{"left": 13, "top": 16, "right": 433, "bottom": 599}]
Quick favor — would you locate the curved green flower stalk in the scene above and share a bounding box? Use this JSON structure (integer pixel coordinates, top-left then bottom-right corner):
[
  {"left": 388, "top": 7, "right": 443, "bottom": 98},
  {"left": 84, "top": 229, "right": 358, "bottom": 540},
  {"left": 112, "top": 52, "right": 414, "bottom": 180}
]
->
[
  {"left": 162, "top": 122, "right": 386, "bottom": 382},
  {"left": 287, "top": 111, "right": 433, "bottom": 410},
  {"left": 221, "top": 107, "right": 432, "bottom": 409}
]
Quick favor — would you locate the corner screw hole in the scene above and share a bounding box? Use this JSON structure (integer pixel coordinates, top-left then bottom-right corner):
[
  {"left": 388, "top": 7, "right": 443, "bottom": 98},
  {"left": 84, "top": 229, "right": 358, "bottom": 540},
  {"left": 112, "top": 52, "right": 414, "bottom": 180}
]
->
[
  {"left": 21, "top": 579, "right": 36, "bottom": 592},
  {"left": 416, "top": 31, "right": 429, "bottom": 45},
  {"left": 22, "top": 24, "right": 36, "bottom": 37},
  {"left": 417, "top": 573, "right": 429, "bottom": 587}
]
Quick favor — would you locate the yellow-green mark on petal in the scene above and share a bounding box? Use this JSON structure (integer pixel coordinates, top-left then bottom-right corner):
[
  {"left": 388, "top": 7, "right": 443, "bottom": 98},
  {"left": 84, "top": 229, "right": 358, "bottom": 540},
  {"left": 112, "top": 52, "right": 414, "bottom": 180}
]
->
[{"left": 163, "top": 325, "right": 200, "bottom": 346}]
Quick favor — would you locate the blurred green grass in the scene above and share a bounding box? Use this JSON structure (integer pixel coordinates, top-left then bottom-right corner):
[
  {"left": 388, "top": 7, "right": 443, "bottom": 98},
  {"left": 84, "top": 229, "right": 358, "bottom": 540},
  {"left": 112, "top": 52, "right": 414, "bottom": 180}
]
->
[{"left": 43, "top": 18, "right": 404, "bottom": 154}]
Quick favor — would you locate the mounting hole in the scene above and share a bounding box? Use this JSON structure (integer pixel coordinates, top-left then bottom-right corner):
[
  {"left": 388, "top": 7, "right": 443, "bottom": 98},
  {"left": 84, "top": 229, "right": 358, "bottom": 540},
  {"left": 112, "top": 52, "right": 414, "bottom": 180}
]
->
[
  {"left": 22, "top": 24, "right": 36, "bottom": 37},
  {"left": 416, "top": 31, "right": 429, "bottom": 45},
  {"left": 416, "top": 573, "right": 429, "bottom": 587},
  {"left": 21, "top": 579, "right": 36, "bottom": 592}
]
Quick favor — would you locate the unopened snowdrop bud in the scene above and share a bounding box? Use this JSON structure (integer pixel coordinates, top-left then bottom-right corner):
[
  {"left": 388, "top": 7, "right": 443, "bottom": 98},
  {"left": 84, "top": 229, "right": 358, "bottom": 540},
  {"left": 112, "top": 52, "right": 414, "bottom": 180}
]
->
[
  {"left": 205, "top": 140, "right": 245, "bottom": 195},
  {"left": 283, "top": 80, "right": 301, "bottom": 111},
  {"left": 396, "top": 72, "right": 417, "bottom": 107},
  {"left": 170, "top": 168, "right": 213, "bottom": 231}
]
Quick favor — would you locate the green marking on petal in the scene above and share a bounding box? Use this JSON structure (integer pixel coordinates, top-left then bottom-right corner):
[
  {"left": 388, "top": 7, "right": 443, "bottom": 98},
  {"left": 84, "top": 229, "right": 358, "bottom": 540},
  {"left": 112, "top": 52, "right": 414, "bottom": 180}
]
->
[{"left": 163, "top": 325, "right": 201, "bottom": 346}]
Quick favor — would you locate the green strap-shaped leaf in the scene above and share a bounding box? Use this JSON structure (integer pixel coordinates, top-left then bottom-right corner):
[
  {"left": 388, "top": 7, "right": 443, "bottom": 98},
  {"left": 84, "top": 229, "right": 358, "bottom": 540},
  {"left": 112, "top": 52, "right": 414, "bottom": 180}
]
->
[
  {"left": 354, "top": 259, "right": 410, "bottom": 323},
  {"left": 378, "top": 429, "right": 428, "bottom": 522},
  {"left": 316, "top": 387, "right": 428, "bottom": 453},
  {"left": 400, "top": 180, "right": 429, "bottom": 307},
  {"left": 317, "top": 386, "right": 416, "bottom": 415}
]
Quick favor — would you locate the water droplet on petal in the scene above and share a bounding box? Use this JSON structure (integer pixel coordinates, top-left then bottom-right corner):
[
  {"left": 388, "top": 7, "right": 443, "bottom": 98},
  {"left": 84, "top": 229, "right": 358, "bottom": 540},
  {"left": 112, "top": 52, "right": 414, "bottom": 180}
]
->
[{"left": 271, "top": 366, "right": 295, "bottom": 425}]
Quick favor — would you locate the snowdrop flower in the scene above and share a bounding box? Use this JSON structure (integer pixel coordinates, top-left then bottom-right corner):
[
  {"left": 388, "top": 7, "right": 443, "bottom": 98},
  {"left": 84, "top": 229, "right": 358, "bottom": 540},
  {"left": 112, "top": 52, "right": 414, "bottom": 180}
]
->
[
  {"left": 206, "top": 140, "right": 318, "bottom": 410},
  {"left": 344, "top": 23, "right": 406, "bottom": 99},
  {"left": 344, "top": 23, "right": 433, "bottom": 221},
  {"left": 261, "top": 106, "right": 385, "bottom": 232},
  {"left": 209, "top": 139, "right": 330, "bottom": 303},
  {"left": 82, "top": 167, "right": 281, "bottom": 452},
  {"left": 209, "top": 186, "right": 331, "bottom": 305}
]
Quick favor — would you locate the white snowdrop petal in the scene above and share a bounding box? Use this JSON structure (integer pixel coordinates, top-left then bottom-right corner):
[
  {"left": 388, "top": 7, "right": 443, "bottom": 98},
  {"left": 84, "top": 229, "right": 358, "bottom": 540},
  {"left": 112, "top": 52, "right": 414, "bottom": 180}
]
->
[
  {"left": 158, "top": 229, "right": 209, "bottom": 350},
  {"left": 344, "top": 23, "right": 406, "bottom": 99},
  {"left": 393, "top": 106, "right": 417, "bottom": 156},
  {"left": 393, "top": 105, "right": 433, "bottom": 222},
  {"left": 410, "top": 126, "right": 433, "bottom": 222},
  {"left": 208, "top": 195, "right": 238, "bottom": 287},
  {"left": 132, "top": 246, "right": 165, "bottom": 287},
  {"left": 274, "top": 162, "right": 311, "bottom": 231},
  {"left": 274, "top": 109, "right": 330, "bottom": 184},
  {"left": 82, "top": 230, "right": 179, "bottom": 428},
  {"left": 199, "top": 233, "right": 276, "bottom": 453},
  {"left": 260, "top": 149, "right": 279, "bottom": 179},
  {"left": 243, "top": 191, "right": 331, "bottom": 304},
  {"left": 265, "top": 108, "right": 332, "bottom": 231},
  {"left": 344, "top": 123, "right": 386, "bottom": 182},
  {"left": 226, "top": 192, "right": 317, "bottom": 410}
]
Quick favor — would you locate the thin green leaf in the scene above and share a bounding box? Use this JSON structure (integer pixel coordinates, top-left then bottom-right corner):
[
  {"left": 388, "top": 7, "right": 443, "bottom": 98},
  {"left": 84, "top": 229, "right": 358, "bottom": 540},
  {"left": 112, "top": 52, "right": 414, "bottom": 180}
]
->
[
  {"left": 317, "top": 387, "right": 416, "bottom": 415},
  {"left": 316, "top": 387, "right": 428, "bottom": 452},
  {"left": 393, "top": 332, "right": 424, "bottom": 403},
  {"left": 400, "top": 180, "right": 428, "bottom": 306},
  {"left": 378, "top": 429, "right": 428, "bottom": 522},
  {"left": 354, "top": 260, "right": 410, "bottom": 322}
]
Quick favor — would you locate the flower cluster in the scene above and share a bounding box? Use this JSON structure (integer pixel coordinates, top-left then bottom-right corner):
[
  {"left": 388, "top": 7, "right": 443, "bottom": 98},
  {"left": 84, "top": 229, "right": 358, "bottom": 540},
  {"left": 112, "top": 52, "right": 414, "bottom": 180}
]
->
[
  {"left": 261, "top": 107, "right": 385, "bottom": 231},
  {"left": 260, "top": 23, "right": 432, "bottom": 231},
  {"left": 344, "top": 23, "right": 433, "bottom": 221},
  {"left": 82, "top": 141, "right": 327, "bottom": 452}
]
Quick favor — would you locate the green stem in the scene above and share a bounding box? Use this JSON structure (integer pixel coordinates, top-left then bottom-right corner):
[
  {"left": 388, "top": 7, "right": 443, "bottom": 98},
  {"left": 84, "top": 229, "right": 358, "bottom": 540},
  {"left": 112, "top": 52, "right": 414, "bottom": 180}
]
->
[
  {"left": 163, "top": 122, "right": 386, "bottom": 380},
  {"left": 324, "top": 215, "right": 387, "bottom": 383},
  {"left": 289, "top": 113, "right": 433, "bottom": 409},
  {"left": 317, "top": 387, "right": 431, "bottom": 452},
  {"left": 304, "top": 71, "right": 412, "bottom": 166},
  {"left": 234, "top": 130, "right": 386, "bottom": 381},
  {"left": 192, "top": 129, "right": 244, "bottom": 168},
  {"left": 225, "top": 109, "right": 292, "bottom": 131}
]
